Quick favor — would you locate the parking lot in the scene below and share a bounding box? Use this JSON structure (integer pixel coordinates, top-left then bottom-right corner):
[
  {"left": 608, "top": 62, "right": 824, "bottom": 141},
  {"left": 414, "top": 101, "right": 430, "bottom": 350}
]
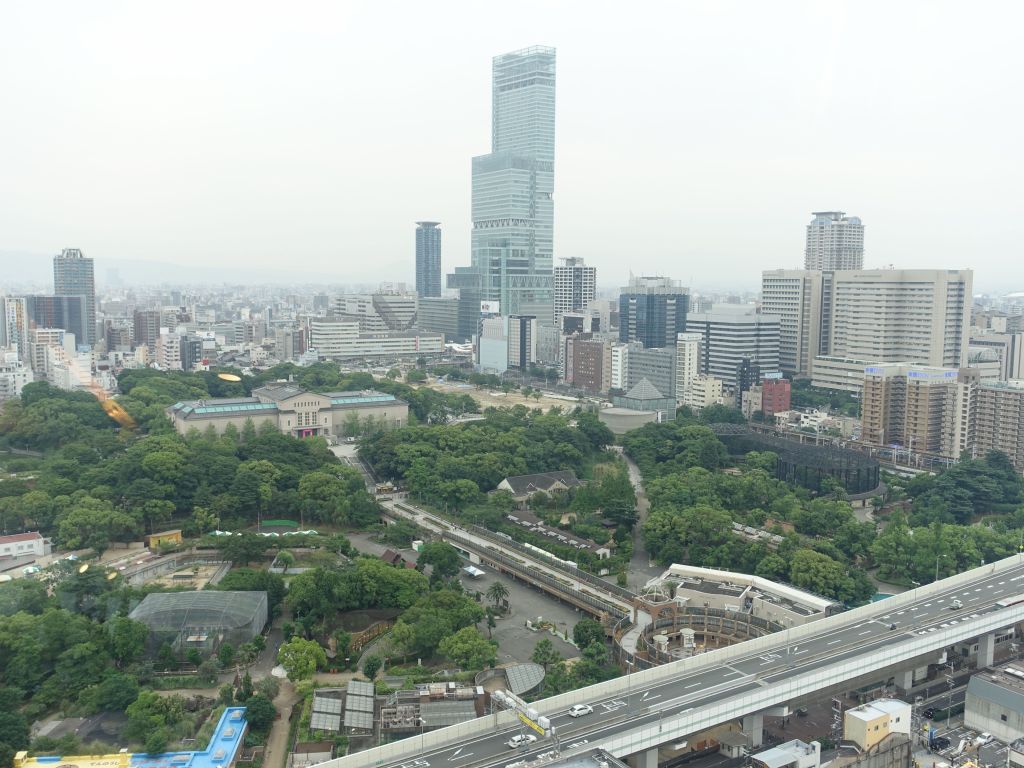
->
[{"left": 925, "top": 723, "right": 1008, "bottom": 767}]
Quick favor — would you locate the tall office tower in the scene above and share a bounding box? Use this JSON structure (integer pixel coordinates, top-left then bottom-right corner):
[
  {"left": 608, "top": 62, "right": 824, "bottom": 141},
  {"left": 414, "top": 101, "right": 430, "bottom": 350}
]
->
[
  {"left": 53, "top": 248, "right": 96, "bottom": 345},
  {"left": 675, "top": 332, "right": 703, "bottom": 406},
  {"left": 24, "top": 295, "right": 89, "bottom": 346},
  {"left": 415, "top": 222, "right": 442, "bottom": 298},
  {"left": 450, "top": 46, "right": 557, "bottom": 322},
  {"left": 618, "top": 276, "right": 690, "bottom": 349},
  {"left": 805, "top": 212, "right": 864, "bottom": 270},
  {"left": 760, "top": 270, "right": 830, "bottom": 375},
  {"left": 685, "top": 308, "right": 781, "bottom": 390},
  {"left": 554, "top": 257, "right": 596, "bottom": 326}
]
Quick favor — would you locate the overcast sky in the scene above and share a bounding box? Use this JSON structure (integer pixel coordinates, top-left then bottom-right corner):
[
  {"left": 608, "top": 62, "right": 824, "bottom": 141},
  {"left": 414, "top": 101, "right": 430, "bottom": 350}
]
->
[{"left": 2, "top": 1, "right": 1022, "bottom": 292}]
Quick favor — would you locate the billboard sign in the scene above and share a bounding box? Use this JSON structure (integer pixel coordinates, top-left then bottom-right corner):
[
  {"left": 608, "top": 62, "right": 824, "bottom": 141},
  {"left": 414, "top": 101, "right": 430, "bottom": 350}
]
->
[
  {"left": 480, "top": 301, "right": 500, "bottom": 315},
  {"left": 517, "top": 711, "right": 545, "bottom": 736}
]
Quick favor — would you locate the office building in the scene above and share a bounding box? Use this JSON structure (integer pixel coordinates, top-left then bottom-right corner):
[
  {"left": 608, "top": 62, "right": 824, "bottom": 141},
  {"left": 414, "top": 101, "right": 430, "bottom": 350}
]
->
[
  {"left": 619, "top": 276, "right": 689, "bottom": 349},
  {"left": 761, "top": 376, "right": 791, "bottom": 417},
  {"left": 180, "top": 336, "right": 204, "bottom": 372},
  {"left": 761, "top": 270, "right": 829, "bottom": 376},
  {"left": 860, "top": 363, "right": 962, "bottom": 454},
  {"left": 968, "top": 331, "right": 1024, "bottom": 381},
  {"left": 52, "top": 248, "right": 96, "bottom": 345},
  {"left": 685, "top": 308, "right": 780, "bottom": 392},
  {"left": 613, "top": 377, "right": 676, "bottom": 418},
  {"left": 415, "top": 222, "right": 442, "bottom": 298},
  {"left": 675, "top": 332, "right": 703, "bottom": 406},
  {"left": 133, "top": 310, "right": 162, "bottom": 349},
  {"left": 609, "top": 342, "right": 631, "bottom": 392},
  {"left": 417, "top": 296, "right": 461, "bottom": 341},
  {"left": 309, "top": 318, "right": 442, "bottom": 360},
  {"left": 554, "top": 257, "right": 596, "bottom": 325},
  {"left": 626, "top": 346, "right": 676, "bottom": 403},
  {"left": 507, "top": 315, "right": 537, "bottom": 370},
  {"left": 805, "top": 211, "right": 863, "bottom": 271},
  {"left": 563, "top": 336, "right": 610, "bottom": 394},
  {"left": 24, "top": 295, "right": 89, "bottom": 347},
  {"left": 449, "top": 46, "right": 557, "bottom": 321},
  {"left": 154, "top": 329, "right": 183, "bottom": 371},
  {"left": 475, "top": 315, "right": 508, "bottom": 374},
  {"left": 330, "top": 293, "right": 418, "bottom": 333}
]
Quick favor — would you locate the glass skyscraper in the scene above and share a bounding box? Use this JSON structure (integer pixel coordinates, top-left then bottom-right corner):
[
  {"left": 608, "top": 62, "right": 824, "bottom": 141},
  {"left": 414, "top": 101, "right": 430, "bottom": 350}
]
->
[
  {"left": 451, "top": 46, "right": 556, "bottom": 322},
  {"left": 415, "top": 222, "right": 442, "bottom": 298}
]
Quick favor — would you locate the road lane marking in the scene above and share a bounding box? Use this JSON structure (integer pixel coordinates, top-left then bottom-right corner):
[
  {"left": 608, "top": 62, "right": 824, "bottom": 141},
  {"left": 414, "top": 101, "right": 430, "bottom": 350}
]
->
[
  {"left": 684, "top": 683, "right": 701, "bottom": 689},
  {"left": 859, "top": 630, "right": 871, "bottom": 636},
  {"left": 827, "top": 639, "right": 841, "bottom": 645}
]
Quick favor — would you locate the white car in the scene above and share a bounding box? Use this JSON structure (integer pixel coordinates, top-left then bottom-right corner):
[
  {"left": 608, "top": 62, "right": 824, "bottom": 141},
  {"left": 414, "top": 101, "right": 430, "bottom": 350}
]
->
[
  {"left": 506, "top": 734, "right": 537, "bottom": 749},
  {"left": 974, "top": 733, "right": 993, "bottom": 747},
  {"left": 568, "top": 704, "right": 593, "bottom": 718}
]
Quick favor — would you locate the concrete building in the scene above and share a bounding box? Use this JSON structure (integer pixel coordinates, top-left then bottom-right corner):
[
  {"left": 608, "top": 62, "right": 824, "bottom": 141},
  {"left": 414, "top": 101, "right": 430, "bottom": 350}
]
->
[
  {"left": 613, "top": 378, "right": 676, "bottom": 418},
  {"left": 274, "top": 327, "right": 307, "bottom": 362},
  {"left": 860, "top": 364, "right": 962, "bottom": 455},
  {"left": 132, "top": 309, "right": 161, "bottom": 348},
  {"left": 564, "top": 335, "right": 610, "bottom": 394},
  {"left": 685, "top": 308, "right": 780, "bottom": 393},
  {"left": 167, "top": 384, "right": 409, "bottom": 438},
  {"left": 415, "top": 222, "right": 442, "bottom": 298},
  {"left": 155, "top": 328, "right": 184, "bottom": 370},
  {"left": 619, "top": 275, "right": 690, "bottom": 349},
  {"left": 972, "top": 379, "right": 1024, "bottom": 471},
  {"left": 681, "top": 375, "right": 724, "bottom": 413},
  {"left": 751, "top": 740, "right": 821, "bottom": 768},
  {"left": 330, "top": 293, "right": 418, "bottom": 333},
  {"left": 968, "top": 331, "right": 1024, "bottom": 381},
  {"left": 554, "top": 257, "right": 596, "bottom": 326},
  {"left": 822, "top": 269, "right": 972, "bottom": 376},
  {"left": 842, "top": 699, "right": 911, "bottom": 752},
  {"left": 964, "top": 662, "right": 1024, "bottom": 744},
  {"left": 598, "top": 406, "right": 658, "bottom": 435},
  {"left": 309, "top": 318, "right": 442, "bottom": 360},
  {"left": 761, "top": 376, "right": 791, "bottom": 417},
  {"left": 626, "top": 346, "right": 676, "bottom": 403},
  {"left": 417, "top": 296, "right": 461, "bottom": 341},
  {"left": 24, "top": 295, "right": 89, "bottom": 350},
  {"left": 476, "top": 315, "right": 508, "bottom": 374},
  {"left": 609, "top": 342, "right": 631, "bottom": 392},
  {"left": 805, "top": 211, "right": 863, "bottom": 271},
  {"left": 675, "top": 332, "right": 703, "bottom": 407},
  {"left": 0, "top": 297, "right": 29, "bottom": 360},
  {"left": 0, "top": 349, "right": 31, "bottom": 401},
  {"left": 761, "top": 270, "right": 829, "bottom": 376},
  {"left": 53, "top": 248, "right": 96, "bottom": 345},
  {"left": 507, "top": 315, "right": 537, "bottom": 370},
  {"left": 449, "top": 47, "right": 556, "bottom": 321},
  {"left": 0, "top": 531, "right": 52, "bottom": 560}
]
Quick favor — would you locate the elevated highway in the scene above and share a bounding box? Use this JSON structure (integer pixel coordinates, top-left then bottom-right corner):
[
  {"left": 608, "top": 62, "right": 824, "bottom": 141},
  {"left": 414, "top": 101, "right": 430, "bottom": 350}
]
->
[{"left": 318, "top": 556, "right": 1024, "bottom": 768}]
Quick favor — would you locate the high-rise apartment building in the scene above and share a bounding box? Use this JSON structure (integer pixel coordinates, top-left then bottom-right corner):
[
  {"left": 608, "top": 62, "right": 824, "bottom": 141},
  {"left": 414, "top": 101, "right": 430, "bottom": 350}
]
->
[
  {"left": 860, "top": 364, "right": 962, "bottom": 454},
  {"left": 554, "top": 258, "right": 596, "bottom": 325},
  {"left": 972, "top": 380, "right": 1024, "bottom": 471},
  {"left": 53, "top": 248, "right": 96, "bottom": 345},
  {"left": 805, "top": 212, "right": 863, "bottom": 270},
  {"left": 133, "top": 310, "right": 162, "bottom": 349},
  {"left": 24, "top": 295, "right": 89, "bottom": 347},
  {"left": 415, "top": 222, "right": 442, "bottom": 298},
  {"left": 449, "top": 46, "right": 557, "bottom": 322},
  {"left": 675, "top": 332, "right": 703, "bottom": 406},
  {"left": 685, "top": 308, "right": 780, "bottom": 391},
  {"left": 619, "top": 276, "right": 690, "bottom": 349},
  {"left": 563, "top": 335, "right": 610, "bottom": 394},
  {"left": 0, "top": 297, "right": 28, "bottom": 360}
]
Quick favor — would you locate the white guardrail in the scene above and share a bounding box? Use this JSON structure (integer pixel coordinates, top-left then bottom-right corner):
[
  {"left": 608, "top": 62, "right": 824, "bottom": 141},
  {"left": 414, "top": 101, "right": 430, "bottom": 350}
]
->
[{"left": 319, "top": 555, "right": 1024, "bottom": 768}]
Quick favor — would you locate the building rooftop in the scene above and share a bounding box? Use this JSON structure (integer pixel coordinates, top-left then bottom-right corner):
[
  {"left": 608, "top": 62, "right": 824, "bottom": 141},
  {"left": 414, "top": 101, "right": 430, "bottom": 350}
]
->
[
  {"left": 500, "top": 471, "right": 583, "bottom": 496},
  {"left": 845, "top": 698, "right": 910, "bottom": 722},
  {"left": 0, "top": 531, "right": 44, "bottom": 545},
  {"left": 967, "top": 663, "right": 1024, "bottom": 713},
  {"left": 751, "top": 739, "right": 819, "bottom": 768}
]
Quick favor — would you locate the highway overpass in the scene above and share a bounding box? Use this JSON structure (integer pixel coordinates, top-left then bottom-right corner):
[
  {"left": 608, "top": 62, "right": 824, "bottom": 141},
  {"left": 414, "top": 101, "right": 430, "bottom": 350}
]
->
[{"left": 317, "top": 555, "right": 1024, "bottom": 768}]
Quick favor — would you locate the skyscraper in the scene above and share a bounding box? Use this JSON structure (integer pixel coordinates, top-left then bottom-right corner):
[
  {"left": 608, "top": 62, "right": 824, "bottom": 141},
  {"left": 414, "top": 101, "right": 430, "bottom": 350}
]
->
[
  {"left": 53, "top": 248, "right": 96, "bottom": 345},
  {"left": 415, "top": 222, "right": 442, "bottom": 298},
  {"left": 618, "top": 276, "right": 689, "bottom": 349},
  {"left": 554, "top": 257, "right": 596, "bottom": 326},
  {"left": 805, "top": 212, "right": 864, "bottom": 270},
  {"left": 450, "top": 46, "right": 557, "bottom": 321}
]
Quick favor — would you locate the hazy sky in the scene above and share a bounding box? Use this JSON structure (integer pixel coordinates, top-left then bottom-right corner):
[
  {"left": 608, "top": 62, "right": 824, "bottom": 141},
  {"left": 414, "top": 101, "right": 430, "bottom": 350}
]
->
[{"left": 2, "top": 1, "right": 1022, "bottom": 292}]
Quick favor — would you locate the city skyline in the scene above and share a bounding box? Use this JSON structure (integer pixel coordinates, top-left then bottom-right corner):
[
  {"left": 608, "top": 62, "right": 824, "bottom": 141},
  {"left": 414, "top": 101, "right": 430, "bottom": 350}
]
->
[{"left": 1, "top": 2, "right": 1021, "bottom": 292}]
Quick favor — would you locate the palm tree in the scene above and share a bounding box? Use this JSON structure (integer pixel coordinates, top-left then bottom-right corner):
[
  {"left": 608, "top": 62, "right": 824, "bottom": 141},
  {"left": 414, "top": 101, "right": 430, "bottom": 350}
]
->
[{"left": 486, "top": 580, "right": 510, "bottom": 609}]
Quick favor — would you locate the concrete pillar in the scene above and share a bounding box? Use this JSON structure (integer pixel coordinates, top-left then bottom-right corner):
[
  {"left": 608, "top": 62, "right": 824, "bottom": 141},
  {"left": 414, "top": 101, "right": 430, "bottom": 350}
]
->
[
  {"left": 898, "top": 668, "right": 914, "bottom": 691},
  {"left": 743, "top": 713, "right": 764, "bottom": 748},
  {"left": 628, "top": 748, "right": 659, "bottom": 768},
  {"left": 978, "top": 632, "right": 996, "bottom": 668}
]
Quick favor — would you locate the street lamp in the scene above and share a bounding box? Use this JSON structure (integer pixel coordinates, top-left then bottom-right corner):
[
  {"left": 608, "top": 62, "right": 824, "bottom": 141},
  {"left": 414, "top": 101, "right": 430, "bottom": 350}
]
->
[{"left": 935, "top": 553, "right": 949, "bottom": 584}]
